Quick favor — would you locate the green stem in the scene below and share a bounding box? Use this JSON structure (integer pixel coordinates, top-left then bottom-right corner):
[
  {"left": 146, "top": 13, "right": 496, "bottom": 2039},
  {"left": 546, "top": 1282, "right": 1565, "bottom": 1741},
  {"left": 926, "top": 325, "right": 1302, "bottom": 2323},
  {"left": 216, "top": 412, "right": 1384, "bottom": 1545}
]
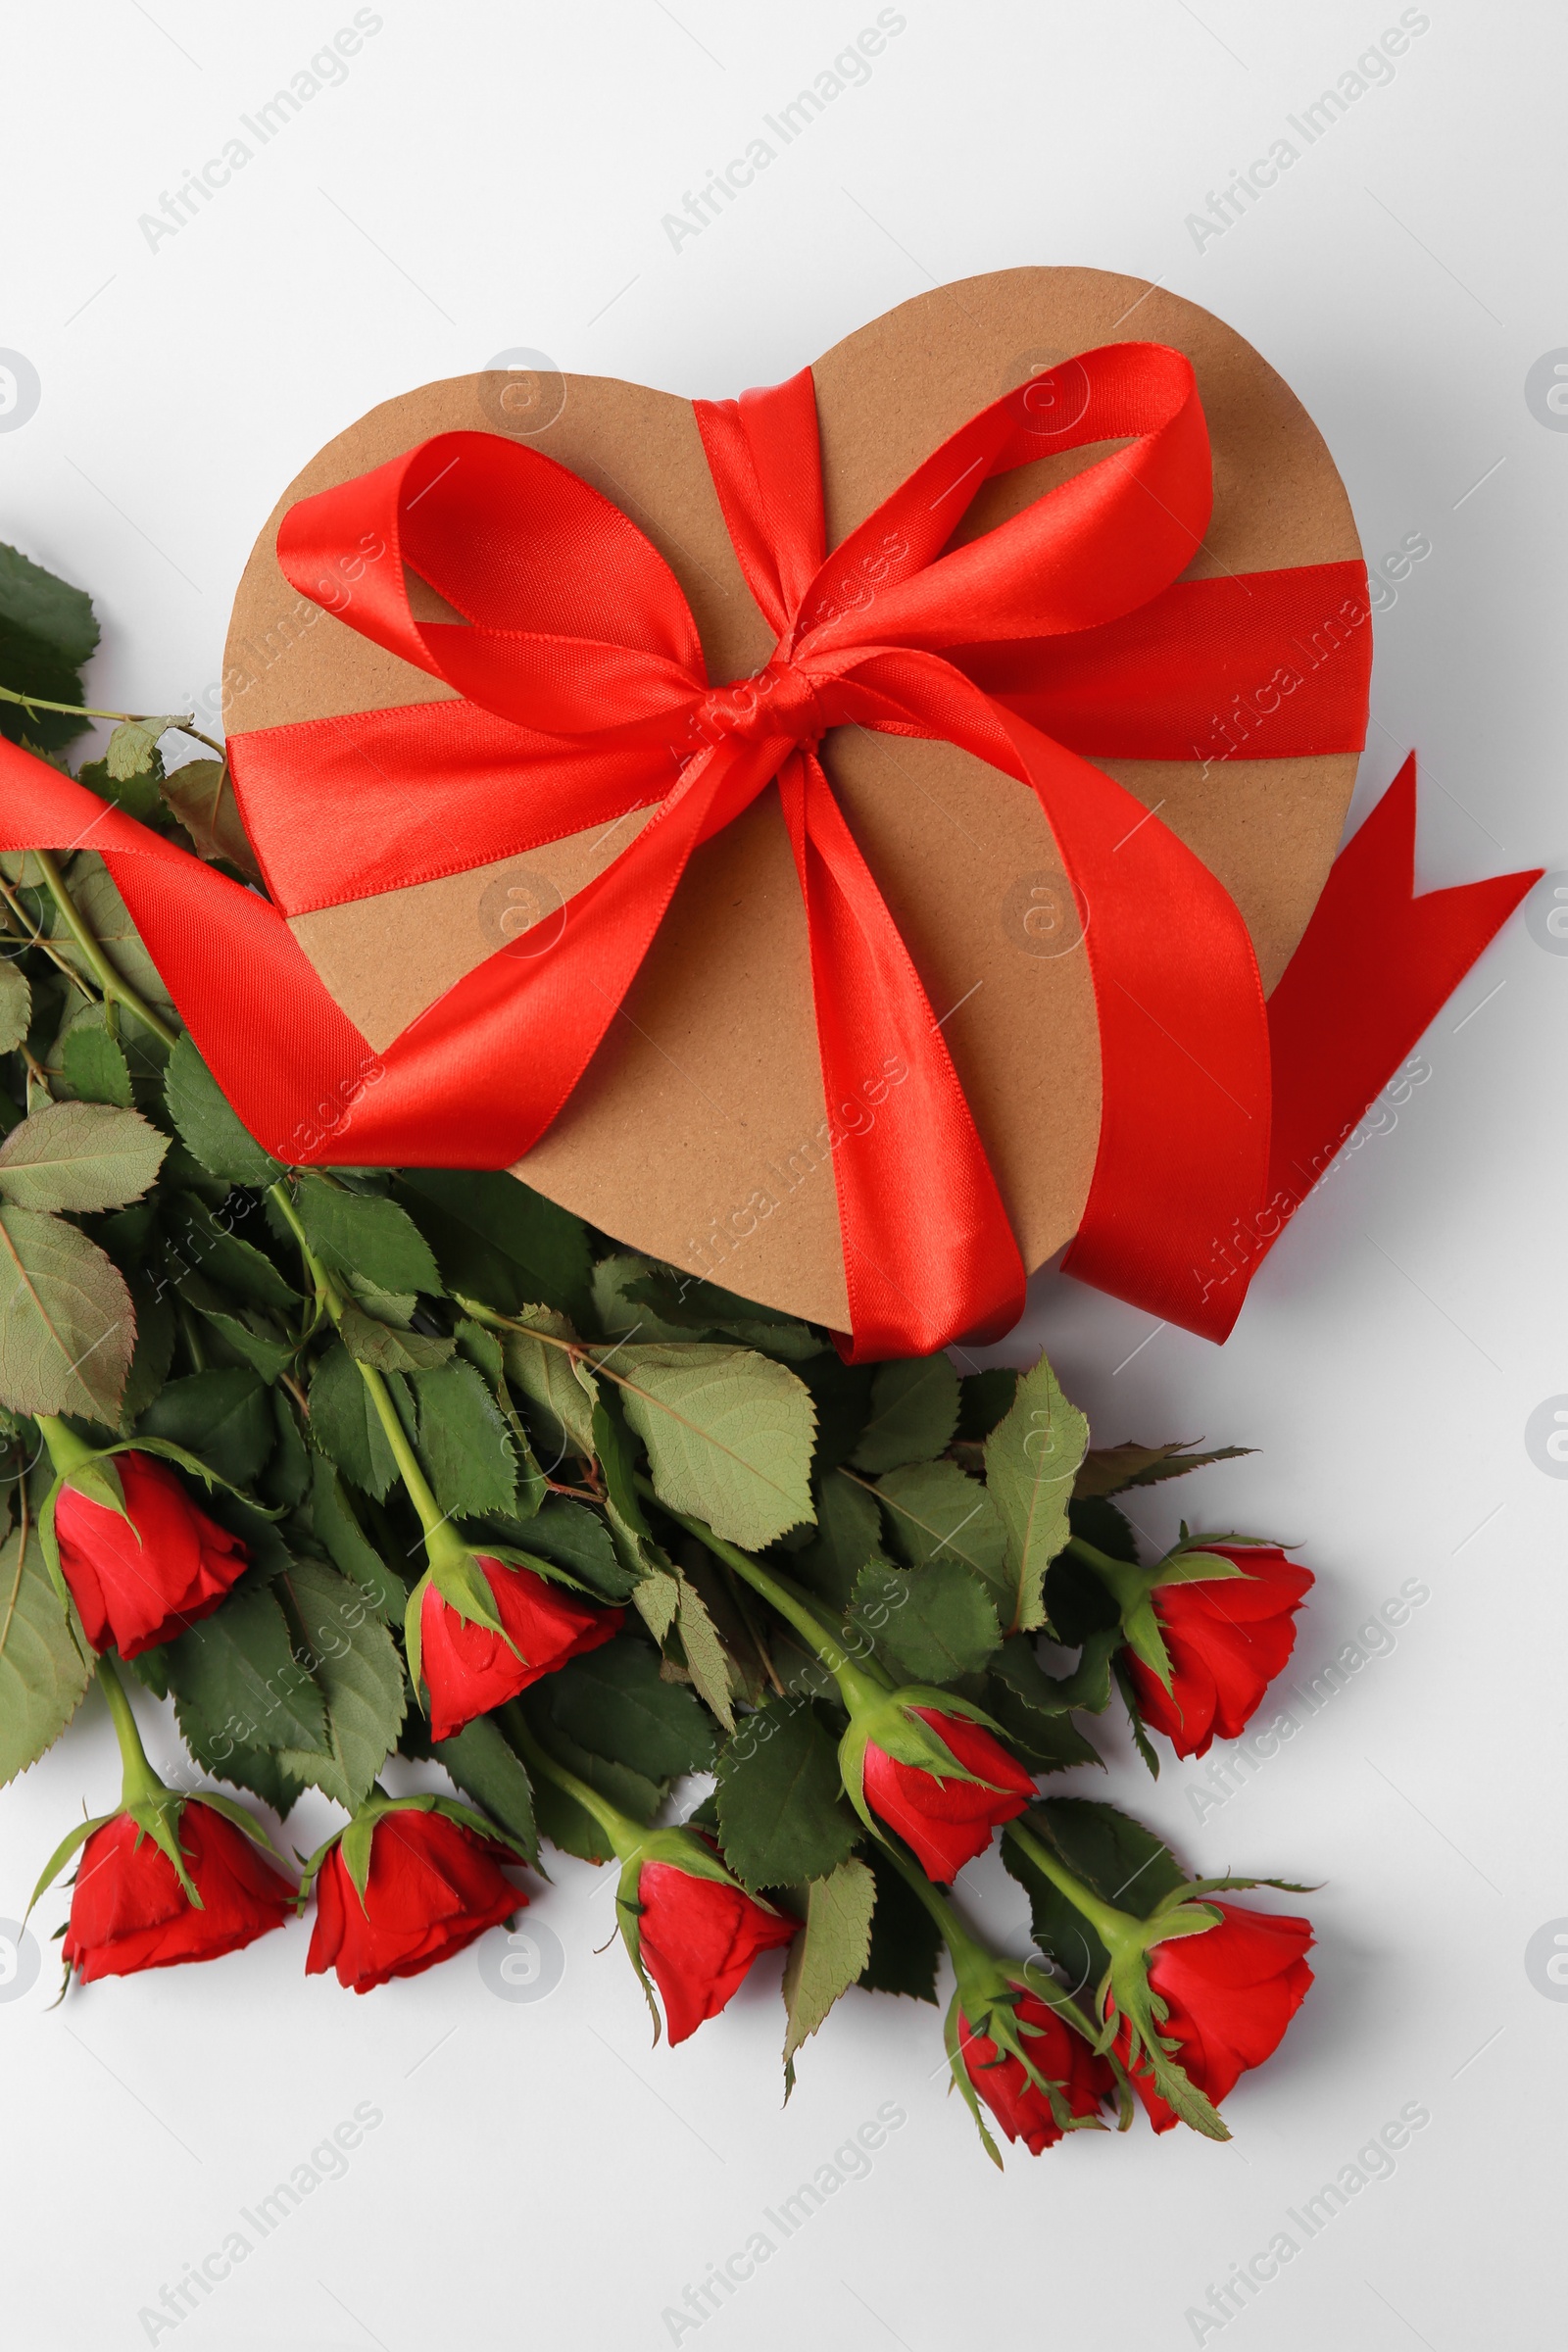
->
[
  {"left": 883, "top": 1840, "right": 994, "bottom": 1975},
  {"left": 96, "top": 1655, "right": 168, "bottom": 1809},
  {"left": 268, "top": 1178, "right": 455, "bottom": 1558},
  {"left": 33, "top": 850, "right": 178, "bottom": 1047},
  {"left": 1004, "top": 1819, "right": 1139, "bottom": 1959},
  {"left": 504, "top": 1703, "right": 641, "bottom": 1856},
  {"left": 360, "top": 1362, "right": 452, "bottom": 1548},
  {"left": 35, "top": 1414, "right": 99, "bottom": 1479},
  {"left": 0, "top": 682, "right": 224, "bottom": 759},
  {"left": 635, "top": 1477, "right": 888, "bottom": 1707}
]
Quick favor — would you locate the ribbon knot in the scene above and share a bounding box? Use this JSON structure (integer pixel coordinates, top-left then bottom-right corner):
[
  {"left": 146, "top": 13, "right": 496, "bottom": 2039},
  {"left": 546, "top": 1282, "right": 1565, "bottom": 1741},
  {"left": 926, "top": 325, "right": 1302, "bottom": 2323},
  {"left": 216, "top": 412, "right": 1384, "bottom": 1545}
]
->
[
  {"left": 1, "top": 339, "right": 1519, "bottom": 1364},
  {"left": 691, "top": 653, "right": 827, "bottom": 754}
]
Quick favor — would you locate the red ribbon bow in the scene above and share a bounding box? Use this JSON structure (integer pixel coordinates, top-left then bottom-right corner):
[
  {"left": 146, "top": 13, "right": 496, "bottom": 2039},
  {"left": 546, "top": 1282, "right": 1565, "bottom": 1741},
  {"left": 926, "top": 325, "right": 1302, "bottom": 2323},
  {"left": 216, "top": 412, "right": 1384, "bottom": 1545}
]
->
[{"left": 0, "top": 344, "right": 1537, "bottom": 1359}]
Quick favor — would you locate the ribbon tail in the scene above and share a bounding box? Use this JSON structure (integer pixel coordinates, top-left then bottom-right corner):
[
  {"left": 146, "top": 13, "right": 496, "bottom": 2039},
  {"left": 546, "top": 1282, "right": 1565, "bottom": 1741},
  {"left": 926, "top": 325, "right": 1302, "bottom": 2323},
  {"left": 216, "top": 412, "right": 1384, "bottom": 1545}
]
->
[
  {"left": 778, "top": 752, "right": 1025, "bottom": 1360},
  {"left": 1240, "top": 753, "right": 1541, "bottom": 1293},
  {"left": 984, "top": 711, "right": 1275, "bottom": 1342},
  {"left": 0, "top": 738, "right": 392, "bottom": 1159}
]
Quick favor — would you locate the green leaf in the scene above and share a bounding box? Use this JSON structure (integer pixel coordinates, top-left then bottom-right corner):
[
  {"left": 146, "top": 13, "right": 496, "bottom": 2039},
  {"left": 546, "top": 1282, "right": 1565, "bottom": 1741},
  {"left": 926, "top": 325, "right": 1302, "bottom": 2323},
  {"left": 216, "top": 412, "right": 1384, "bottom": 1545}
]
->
[
  {"left": 172, "top": 1696, "right": 307, "bottom": 1815},
  {"left": 336, "top": 1298, "right": 453, "bottom": 1373},
  {"left": 0, "top": 1101, "right": 167, "bottom": 1212},
  {"left": 178, "top": 1273, "right": 295, "bottom": 1383},
  {"left": 306, "top": 1343, "right": 402, "bottom": 1498},
  {"left": 850, "top": 1355, "right": 959, "bottom": 1473},
  {"left": 616, "top": 1341, "right": 816, "bottom": 1547},
  {"left": 984, "top": 1673, "right": 1102, "bottom": 1774},
  {"left": 309, "top": 1457, "right": 403, "bottom": 1618},
  {"left": 106, "top": 716, "right": 181, "bottom": 781},
  {"left": 60, "top": 1023, "right": 133, "bottom": 1107},
  {"left": 1074, "top": 1441, "right": 1252, "bottom": 1499},
  {"left": 165, "top": 1194, "right": 299, "bottom": 1310},
  {"left": 1004, "top": 1798, "right": 1189, "bottom": 1990},
  {"left": 398, "top": 1168, "right": 592, "bottom": 1323},
  {"left": 873, "top": 1458, "right": 1009, "bottom": 1599},
  {"left": 672, "top": 1568, "right": 737, "bottom": 1733},
  {"left": 137, "top": 1368, "right": 275, "bottom": 1487},
  {"left": 0, "top": 540, "right": 98, "bottom": 749},
  {"left": 793, "top": 1467, "right": 886, "bottom": 1611},
  {"left": 75, "top": 752, "right": 163, "bottom": 827},
  {"left": 163, "top": 1584, "right": 327, "bottom": 1754},
  {"left": 411, "top": 1361, "right": 517, "bottom": 1518},
  {"left": 0, "top": 1204, "right": 135, "bottom": 1420},
  {"left": 781, "top": 1857, "right": 874, "bottom": 2092},
  {"left": 160, "top": 760, "right": 264, "bottom": 882},
  {"left": 500, "top": 1308, "right": 596, "bottom": 1462},
  {"left": 0, "top": 1521, "right": 90, "bottom": 1786},
  {"left": 164, "top": 1035, "right": 283, "bottom": 1188},
  {"left": 427, "top": 1711, "right": 537, "bottom": 1864},
  {"left": 547, "top": 1635, "right": 714, "bottom": 1781},
  {"left": 991, "top": 1628, "right": 1116, "bottom": 1718},
  {"left": 295, "top": 1172, "right": 442, "bottom": 1298},
  {"left": 119, "top": 1270, "right": 175, "bottom": 1429},
  {"left": 521, "top": 1688, "right": 662, "bottom": 1862},
  {"left": 0, "top": 962, "right": 31, "bottom": 1056},
  {"left": 858, "top": 1840, "right": 942, "bottom": 2002},
  {"left": 273, "top": 1556, "right": 405, "bottom": 1808},
  {"left": 46, "top": 854, "right": 178, "bottom": 1019},
  {"left": 620, "top": 1264, "right": 823, "bottom": 1360},
  {"left": 715, "top": 1698, "right": 860, "bottom": 1892},
  {"left": 515, "top": 1497, "right": 635, "bottom": 1602},
  {"left": 984, "top": 1353, "right": 1089, "bottom": 1635},
  {"left": 848, "top": 1558, "right": 1002, "bottom": 1685},
  {"left": 259, "top": 1388, "right": 311, "bottom": 1509}
]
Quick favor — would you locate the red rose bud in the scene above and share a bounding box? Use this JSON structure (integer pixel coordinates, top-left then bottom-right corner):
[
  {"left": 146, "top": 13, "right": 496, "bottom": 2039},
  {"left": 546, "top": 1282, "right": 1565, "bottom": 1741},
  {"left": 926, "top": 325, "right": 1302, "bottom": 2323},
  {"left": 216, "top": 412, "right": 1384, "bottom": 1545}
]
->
[
  {"left": 1125, "top": 1546, "right": 1312, "bottom": 1759},
  {"left": 55, "top": 1451, "right": 249, "bottom": 1658},
  {"left": 1115, "top": 1899, "right": 1314, "bottom": 2132},
  {"left": 63, "top": 1801, "right": 294, "bottom": 1983},
  {"left": 635, "top": 1853, "right": 797, "bottom": 2045},
  {"left": 419, "top": 1556, "right": 622, "bottom": 1741},
  {"left": 306, "top": 1805, "right": 524, "bottom": 1992},
  {"left": 957, "top": 1988, "right": 1115, "bottom": 2154},
  {"left": 861, "top": 1706, "right": 1036, "bottom": 1883}
]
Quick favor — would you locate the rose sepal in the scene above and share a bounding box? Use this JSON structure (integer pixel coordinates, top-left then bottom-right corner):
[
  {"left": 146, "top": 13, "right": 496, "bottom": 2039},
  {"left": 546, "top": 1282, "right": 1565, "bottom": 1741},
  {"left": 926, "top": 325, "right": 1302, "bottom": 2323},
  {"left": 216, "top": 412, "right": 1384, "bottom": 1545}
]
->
[
  {"left": 296, "top": 1785, "right": 533, "bottom": 1911},
  {"left": 837, "top": 1685, "right": 1020, "bottom": 1838}
]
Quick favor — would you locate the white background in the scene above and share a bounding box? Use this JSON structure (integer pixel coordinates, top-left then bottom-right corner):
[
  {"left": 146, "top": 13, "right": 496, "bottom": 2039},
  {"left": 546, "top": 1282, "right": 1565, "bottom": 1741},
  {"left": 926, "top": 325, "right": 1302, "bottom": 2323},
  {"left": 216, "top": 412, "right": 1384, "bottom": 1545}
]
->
[{"left": 2, "top": 3, "right": 1564, "bottom": 2347}]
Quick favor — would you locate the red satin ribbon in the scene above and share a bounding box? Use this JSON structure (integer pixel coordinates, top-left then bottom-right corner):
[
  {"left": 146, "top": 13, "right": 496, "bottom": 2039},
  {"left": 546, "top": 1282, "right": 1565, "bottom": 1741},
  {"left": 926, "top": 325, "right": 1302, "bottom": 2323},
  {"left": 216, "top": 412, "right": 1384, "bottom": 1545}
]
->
[{"left": 0, "top": 342, "right": 1538, "bottom": 1358}]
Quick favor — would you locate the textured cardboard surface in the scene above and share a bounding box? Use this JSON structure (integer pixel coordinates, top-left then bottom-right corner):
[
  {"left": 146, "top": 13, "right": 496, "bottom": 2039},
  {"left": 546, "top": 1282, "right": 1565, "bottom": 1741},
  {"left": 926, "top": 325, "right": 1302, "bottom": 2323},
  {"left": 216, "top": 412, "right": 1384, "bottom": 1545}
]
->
[{"left": 223, "top": 267, "right": 1362, "bottom": 1330}]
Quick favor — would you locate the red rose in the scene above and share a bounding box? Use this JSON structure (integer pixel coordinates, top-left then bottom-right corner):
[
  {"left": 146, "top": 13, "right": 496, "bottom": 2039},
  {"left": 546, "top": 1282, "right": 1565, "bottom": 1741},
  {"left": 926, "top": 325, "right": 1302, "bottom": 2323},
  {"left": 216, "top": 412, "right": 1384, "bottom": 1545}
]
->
[
  {"left": 957, "top": 1988, "right": 1114, "bottom": 2154},
  {"left": 862, "top": 1707, "right": 1036, "bottom": 1883},
  {"left": 1116, "top": 1900, "right": 1315, "bottom": 2132},
  {"left": 636, "top": 1857, "right": 797, "bottom": 2044},
  {"left": 306, "top": 1807, "right": 523, "bottom": 1991},
  {"left": 54, "top": 1452, "right": 250, "bottom": 1659},
  {"left": 420, "top": 1557, "right": 622, "bottom": 1741},
  {"left": 1125, "top": 1546, "right": 1312, "bottom": 1759},
  {"left": 63, "top": 1801, "right": 294, "bottom": 1983}
]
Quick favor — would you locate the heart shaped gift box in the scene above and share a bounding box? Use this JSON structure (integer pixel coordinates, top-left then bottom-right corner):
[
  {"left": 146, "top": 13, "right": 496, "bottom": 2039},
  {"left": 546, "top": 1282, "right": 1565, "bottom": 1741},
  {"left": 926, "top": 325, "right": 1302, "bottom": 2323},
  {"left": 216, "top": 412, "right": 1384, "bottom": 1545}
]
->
[{"left": 9, "top": 265, "right": 1506, "bottom": 1363}]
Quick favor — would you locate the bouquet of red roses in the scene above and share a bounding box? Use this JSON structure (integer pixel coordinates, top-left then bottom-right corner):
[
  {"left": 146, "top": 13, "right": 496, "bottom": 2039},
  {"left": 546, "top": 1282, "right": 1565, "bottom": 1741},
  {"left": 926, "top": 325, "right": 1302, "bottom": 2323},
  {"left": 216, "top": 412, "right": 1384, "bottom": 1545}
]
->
[{"left": 0, "top": 542, "right": 1316, "bottom": 2162}]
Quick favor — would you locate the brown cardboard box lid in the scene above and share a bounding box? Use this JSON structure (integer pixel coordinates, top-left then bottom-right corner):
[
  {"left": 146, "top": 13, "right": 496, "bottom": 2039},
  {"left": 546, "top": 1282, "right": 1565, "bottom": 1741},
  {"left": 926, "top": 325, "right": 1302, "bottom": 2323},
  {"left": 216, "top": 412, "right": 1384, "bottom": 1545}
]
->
[{"left": 223, "top": 267, "right": 1361, "bottom": 1332}]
